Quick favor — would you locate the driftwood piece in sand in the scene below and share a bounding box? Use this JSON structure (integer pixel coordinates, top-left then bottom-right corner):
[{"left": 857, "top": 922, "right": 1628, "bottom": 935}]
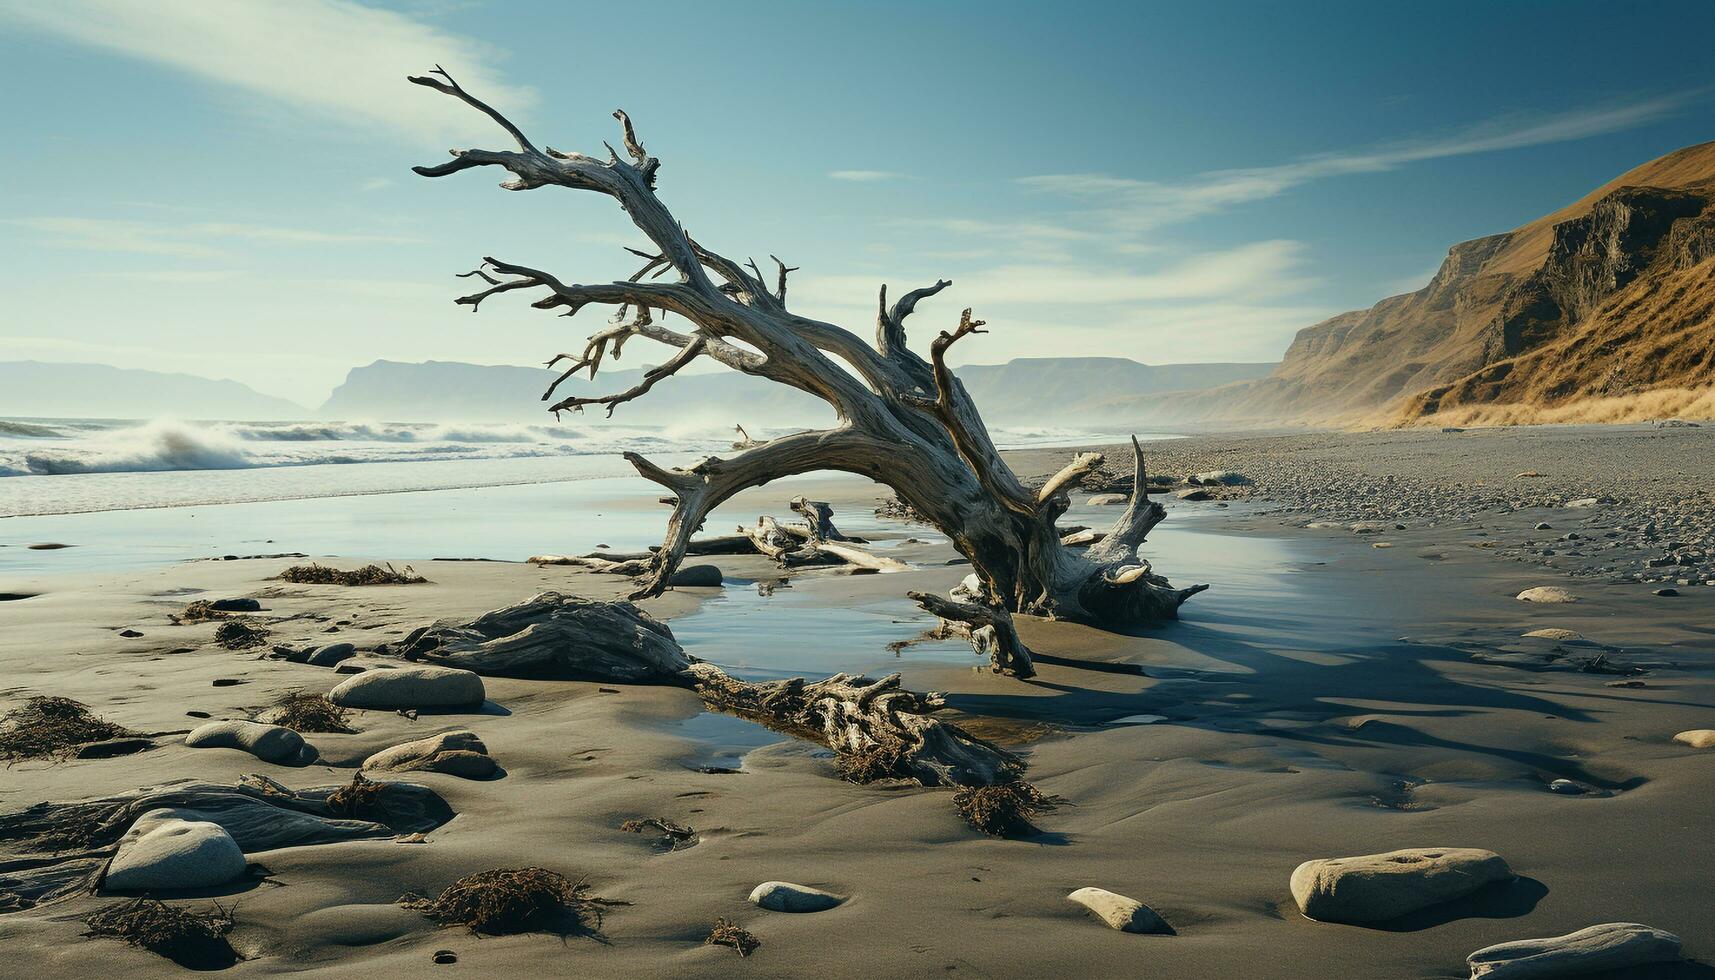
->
[
  {"left": 907, "top": 591, "right": 1036, "bottom": 678},
  {"left": 398, "top": 591, "right": 689, "bottom": 681},
  {"left": 687, "top": 665, "right": 1019, "bottom": 787},
  {"left": 1059, "top": 528, "right": 1106, "bottom": 547},
  {"left": 0, "top": 775, "right": 451, "bottom": 910},
  {"left": 739, "top": 515, "right": 804, "bottom": 562},
  {"left": 383, "top": 594, "right": 1018, "bottom": 789},
  {"left": 410, "top": 68, "right": 1204, "bottom": 627},
  {"left": 527, "top": 554, "right": 652, "bottom": 575},
  {"left": 789, "top": 496, "right": 849, "bottom": 541}
]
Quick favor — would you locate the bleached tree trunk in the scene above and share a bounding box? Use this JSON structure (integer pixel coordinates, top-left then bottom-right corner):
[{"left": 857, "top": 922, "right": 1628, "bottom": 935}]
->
[{"left": 410, "top": 67, "right": 1206, "bottom": 625}]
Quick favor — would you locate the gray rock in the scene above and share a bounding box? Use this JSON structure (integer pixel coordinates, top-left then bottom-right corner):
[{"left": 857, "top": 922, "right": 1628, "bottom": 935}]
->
[
  {"left": 668, "top": 564, "right": 723, "bottom": 588},
  {"left": 1290, "top": 847, "right": 1513, "bottom": 923},
  {"left": 1087, "top": 493, "right": 1129, "bottom": 506},
  {"left": 207, "top": 597, "right": 261, "bottom": 612},
  {"left": 1673, "top": 729, "right": 1715, "bottom": 748},
  {"left": 329, "top": 665, "right": 485, "bottom": 709},
  {"left": 1654, "top": 587, "right": 1680, "bottom": 597},
  {"left": 184, "top": 720, "right": 306, "bottom": 763},
  {"left": 749, "top": 881, "right": 842, "bottom": 913},
  {"left": 104, "top": 811, "right": 247, "bottom": 892},
  {"left": 307, "top": 642, "right": 356, "bottom": 667},
  {"left": 1516, "top": 586, "right": 1577, "bottom": 603},
  {"left": 1175, "top": 488, "right": 1211, "bottom": 501},
  {"left": 1190, "top": 470, "right": 1251, "bottom": 486},
  {"left": 363, "top": 730, "right": 498, "bottom": 779},
  {"left": 1468, "top": 922, "right": 1683, "bottom": 978},
  {"left": 1066, "top": 887, "right": 1171, "bottom": 933}
]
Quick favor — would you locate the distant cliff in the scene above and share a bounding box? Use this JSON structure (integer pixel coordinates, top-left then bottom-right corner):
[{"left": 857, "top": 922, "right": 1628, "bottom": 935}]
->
[
  {"left": 317, "top": 357, "right": 1275, "bottom": 426},
  {"left": 1160, "top": 141, "right": 1715, "bottom": 426},
  {"left": 0, "top": 361, "right": 308, "bottom": 421}
]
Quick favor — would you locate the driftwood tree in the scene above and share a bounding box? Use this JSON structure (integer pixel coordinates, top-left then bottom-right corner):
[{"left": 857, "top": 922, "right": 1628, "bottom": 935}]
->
[{"left": 411, "top": 68, "right": 1206, "bottom": 625}]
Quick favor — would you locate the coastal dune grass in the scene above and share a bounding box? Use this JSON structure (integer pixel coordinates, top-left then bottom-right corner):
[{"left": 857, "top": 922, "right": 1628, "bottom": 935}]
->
[
  {"left": 402, "top": 867, "right": 620, "bottom": 936},
  {"left": 0, "top": 696, "right": 137, "bottom": 761},
  {"left": 278, "top": 563, "right": 427, "bottom": 586}
]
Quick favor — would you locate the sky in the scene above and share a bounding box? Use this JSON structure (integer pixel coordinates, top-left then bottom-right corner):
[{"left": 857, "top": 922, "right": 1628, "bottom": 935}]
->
[{"left": 1, "top": 0, "right": 1712, "bottom": 407}]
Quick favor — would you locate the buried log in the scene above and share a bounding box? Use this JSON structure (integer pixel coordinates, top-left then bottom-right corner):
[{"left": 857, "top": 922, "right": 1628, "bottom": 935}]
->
[
  {"left": 907, "top": 591, "right": 1036, "bottom": 678},
  {"left": 410, "top": 67, "right": 1204, "bottom": 627}
]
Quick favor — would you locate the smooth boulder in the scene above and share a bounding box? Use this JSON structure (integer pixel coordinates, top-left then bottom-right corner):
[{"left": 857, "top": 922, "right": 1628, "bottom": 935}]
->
[
  {"left": 363, "top": 730, "right": 498, "bottom": 779},
  {"left": 1087, "top": 493, "right": 1129, "bottom": 506},
  {"left": 184, "top": 720, "right": 306, "bottom": 763},
  {"left": 1516, "top": 587, "right": 1577, "bottom": 603},
  {"left": 329, "top": 665, "right": 484, "bottom": 709},
  {"left": 104, "top": 811, "right": 247, "bottom": 892},
  {"left": 1467, "top": 922, "right": 1682, "bottom": 978},
  {"left": 1190, "top": 470, "right": 1250, "bottom": 486},
  {"left": 1673, "top": 729, "right": 1715, "bottom": 748},
  {"left": 1290, "top": 847, "right": 1513, "bottom": 923},
  {"left": 668, "top": 564, "right": 724, "bottom": 588},
  {"left": 1066, "top": 887, "right": 1170, "bottom": 934},
  {"left": 749, "top": 881, "right": 842, "bottom": 913}
]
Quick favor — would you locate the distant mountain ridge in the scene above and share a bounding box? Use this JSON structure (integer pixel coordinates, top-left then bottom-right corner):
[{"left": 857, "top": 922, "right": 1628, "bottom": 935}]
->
[
  {"left": 1162, "top": 140, "right": 1715, "bottom": 426},
  {"left": 315, "top": 357, "right": 1276, "bottom": 426},
  {"left": 0, "top": 361, "right": 308, "bottom": 421}
]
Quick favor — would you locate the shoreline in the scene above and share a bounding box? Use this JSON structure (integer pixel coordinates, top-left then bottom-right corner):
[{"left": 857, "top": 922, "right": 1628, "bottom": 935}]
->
[{"left": 1, "top": 427, "right": 1712, "bottom": 977}]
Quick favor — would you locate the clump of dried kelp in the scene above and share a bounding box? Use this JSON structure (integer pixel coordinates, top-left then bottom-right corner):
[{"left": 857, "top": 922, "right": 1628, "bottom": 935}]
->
[{"left": 278, "top": 563, "right": 426, "bottom": 586}]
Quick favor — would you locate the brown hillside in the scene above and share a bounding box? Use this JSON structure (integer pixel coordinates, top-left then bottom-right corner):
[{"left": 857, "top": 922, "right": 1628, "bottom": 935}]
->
[{"left": 1161, "top": 141, "right": 1715, "bottom": 427}]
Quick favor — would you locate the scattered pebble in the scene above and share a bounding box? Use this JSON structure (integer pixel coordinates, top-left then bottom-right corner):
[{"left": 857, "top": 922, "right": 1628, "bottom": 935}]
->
[{"left": 1516, "top": 587, "right": 1577, "bottom": 603}]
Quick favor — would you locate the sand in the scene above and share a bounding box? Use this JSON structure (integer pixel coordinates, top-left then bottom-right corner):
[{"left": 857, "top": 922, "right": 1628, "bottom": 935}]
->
[{"left": 1, "top": 429, "right": 1712, "bottom": 977}]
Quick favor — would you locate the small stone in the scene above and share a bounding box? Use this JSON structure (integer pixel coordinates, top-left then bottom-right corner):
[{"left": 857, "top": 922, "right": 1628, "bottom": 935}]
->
[
  {"left": 1290, "top": 847, "right": 1513, "bottom": 923},
  {"left": 104, "top": 812, "right": 247, "bottom": 892},
  {"left": 1564, "top": 498, "right": 1601, "bottom": 508},
  {"left": 1087, "top": 493, "right": 1129, "bottom": 506},
  {"left": 1516, "top": 587, "right": 1577, "bottom": 603},
  {"left": 329, "top": 665, "right": 485, "bottom": 710},
  {"left": 1522, "top": 628, "right": 1582, "bottom": 640},
  {"left": 1673, "top": 730, "right": 1715, "bottom": 748},
  {"left": 118, "top": 629, "right": 143, "bottom": 638},
  {"left": 433, "top": 950, "right": 457, "bottom": 964},
  {"left": 1066, "top": 887, "right": 1170, "bottom": 933},
  {"left": 1547, "top": 779, "right": 1590, "bottom": 795},
  {"left": 668, "top": 564, "right": 724, "bottom": 588},
  {"left": 1604, "top": 679, "right": 1645, "bottom": 688},
  {"left": 1653, "top": 587, "right": 1680, "bottom": 597},
  {"left": 748, "top": 881, "right": 842, "bottom": 913},
  {"left": 1174, "top": 488, "right": 1211, "bottom": 501},
  {"left": 185, "top": 720, "right": 307, "bottom": 763},
  {"left": 363, "top": 730, "right": 498, "bottom": 779},
  {"left": 1468, "top": 922, "right": 1682, "bottom": 978},
  {"left": 1533, "top": 522, "right": 1552, "bottom": 530}
]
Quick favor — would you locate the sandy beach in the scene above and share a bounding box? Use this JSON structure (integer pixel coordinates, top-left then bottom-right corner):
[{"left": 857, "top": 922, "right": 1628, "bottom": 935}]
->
[{"left": 2, "top": 426, "right": 1712, "bottom": 978}]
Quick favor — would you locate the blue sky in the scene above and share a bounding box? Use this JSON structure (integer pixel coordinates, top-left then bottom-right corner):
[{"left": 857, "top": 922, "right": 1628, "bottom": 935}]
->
[{"left": 2, "top": 0, "right": 1711, "bottom": 405}]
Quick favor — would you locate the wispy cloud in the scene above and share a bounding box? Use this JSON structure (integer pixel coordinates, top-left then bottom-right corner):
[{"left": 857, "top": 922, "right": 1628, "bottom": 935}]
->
[
  {"left": 0, "top": 0, "right": 532, "bottom": 143},
  {"left": 11, "top": 217, "right": 421, "bottom": 256},
  {"left": 1020, "top": 92, "right": 1699, "bottom": 228},
  {"left": 830, "top": 170, "right": 915, "bottom": 182}
]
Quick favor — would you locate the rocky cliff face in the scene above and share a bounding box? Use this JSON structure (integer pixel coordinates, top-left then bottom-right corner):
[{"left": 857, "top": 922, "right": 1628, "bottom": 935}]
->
[{"left": 1172, "top": 141, "right": 1715, "bottom": 427}]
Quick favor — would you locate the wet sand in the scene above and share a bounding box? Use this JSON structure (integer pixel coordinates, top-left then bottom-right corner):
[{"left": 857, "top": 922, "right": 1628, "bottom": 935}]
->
[{"left": 1, "top": 433, "right": 1712, "bottom": 977}]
